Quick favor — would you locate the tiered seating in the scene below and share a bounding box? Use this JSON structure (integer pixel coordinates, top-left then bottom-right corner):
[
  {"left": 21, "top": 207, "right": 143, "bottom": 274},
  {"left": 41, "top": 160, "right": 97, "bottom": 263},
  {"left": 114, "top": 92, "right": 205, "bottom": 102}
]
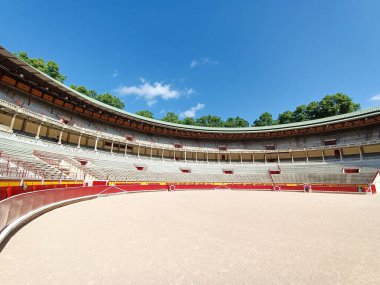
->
[
  {"left": 0, "top": 131, "right": 378, "bottom": 184},
  {"left": 272, "top": 173, "right": 374, "bottom": 185}
]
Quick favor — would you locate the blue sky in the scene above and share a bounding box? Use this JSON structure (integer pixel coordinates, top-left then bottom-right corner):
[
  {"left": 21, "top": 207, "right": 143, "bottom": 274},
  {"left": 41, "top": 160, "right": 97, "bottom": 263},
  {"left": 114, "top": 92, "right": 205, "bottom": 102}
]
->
[{"left": 1, "top": 0, "right": 380, "bottom": 122}]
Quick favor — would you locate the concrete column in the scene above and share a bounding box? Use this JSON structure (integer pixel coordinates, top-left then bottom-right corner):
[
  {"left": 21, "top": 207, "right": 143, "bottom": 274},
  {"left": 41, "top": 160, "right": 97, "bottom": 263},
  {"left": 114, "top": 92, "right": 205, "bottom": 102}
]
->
[
  {"left": 305, "top": 149, "right": 308, "bottom": 163},
  {"left": 264, "top": 152, "right": 267, "bottom": 163},
  {"left": 359, "top": 146, "right": 363, "bottom": 160},
  {"left": 94, "top": 137, "right": 99, "bottom": 151},
  {"left": 322, "top": 149, "right": 325, "bottom": 162},
  {"left": 110, "top": 140, "right": 114, "bottom": 153},
  {"left": 206, "top": 152, "right": 209, "bottom": 163},
  {"left": 277, "top": 151, "right": 280, "bottom": 163},
  {"left": 58, "top": 129, "right": 64, "bottom": 144},
  {"left": 195, "top": 150, "right": 198, "bottom": 162},
  {"left": 8, "top": 113, "right": 17, "bottom": 133},
  {"left": 150, "top": 146, "right": 153, "bottom": 159},
  {"left": 77, "top": 133, "right": 82, "bottom": 148},
  {"left": 339, "top": 149, "right": 343, "bottom": 161},
  {"left": 229, "top": 151, "right": 232, "bottom": 164},
  {"left": 174, "top": 148, "right": 176, "bottom": 161},
  {"left": 161, "top": 148, "right": 164, "bottom": 160},
  {"left": 137, "top": 143, "right": 140, "bottom": 157},
  {"left": 240, "top": 152, "right": 243, "bottom": 163},
  {"left": 291, "top": 151, "right": 294, "bottom": 163},
  {"left": 184, "top": 149, "right": 187, "bottom": 162},
  {"left": 218, "top": 151, "right": 220, "bottom": 163},
  {"left": 252, "top": 152, "right": 255, "bottom": 163},
  {"left": 124, "top": 142, "right": 128, "bottom": 156},
  {"left": 35, "top": 123, "right": 42, "bottom": 139}
]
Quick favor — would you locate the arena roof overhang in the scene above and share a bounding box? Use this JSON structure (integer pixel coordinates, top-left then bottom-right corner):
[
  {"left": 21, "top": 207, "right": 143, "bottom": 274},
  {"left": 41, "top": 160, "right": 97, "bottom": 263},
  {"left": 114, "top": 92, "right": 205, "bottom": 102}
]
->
[{"left": 1, "top": 44, "right": 380, "bottom": 140}]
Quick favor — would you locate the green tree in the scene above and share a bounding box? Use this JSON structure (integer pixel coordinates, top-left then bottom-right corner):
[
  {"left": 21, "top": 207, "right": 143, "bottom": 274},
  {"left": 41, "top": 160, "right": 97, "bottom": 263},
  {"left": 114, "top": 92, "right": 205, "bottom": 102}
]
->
[
  {"left": 196, "top": 115, "right": 224, "bottom": 127},
  {"left": 70, "top": 85, "right": 97, "bottom": 98},
  {"left": 136, "top": 110, "right": 154, "bottom": 119},
  {"left": 319, "top": 93, "right": 360, "bottom": 117},
  {"left": 71, "top": 85, "right": 124, "bottom": 109},
  {"left": 224, "top": 116, "right": 249, "bottom": 127},
  {"left": 305, "top": 101, "right": 321, "bottom": 120},
  {"left": 292, "top": 105, "right": 308, "bottom": 122},
  {"left": 96, "top": 93, "right": 125, "bottom": 109},
  {"left": 277, "top": 111, "right": 294, "bottom": 124},
  {"left": 181, "top": 117, "right": 195, "bottom": 125},
  {"left": 14, "top": 52, "right": 67, "bottom": 82},
  {"left": 162, "top": 112, "right": 180, "bottom": 123},
  {"left": 253, "top": 112, "right": 275, "bottom": 127}
]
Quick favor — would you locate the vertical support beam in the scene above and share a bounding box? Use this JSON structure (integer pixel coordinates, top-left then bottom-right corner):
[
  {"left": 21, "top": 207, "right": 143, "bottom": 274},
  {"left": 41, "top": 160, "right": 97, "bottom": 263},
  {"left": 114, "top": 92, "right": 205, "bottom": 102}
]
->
[
  {"left": 94, "top": 137, "right": 99, "bottom": 151},
  {"left": 150, "top": 145, "right": 153, "bottom": 159},
  {"left": 184, "top": 149, "right": 187, "bottom": 162},
  {"left": 240, "top": 152, "right": 243, "bottom": 163},
  {"left": 35, "top": 122, "right": 42, "bottom": 139},
  {"left": 305, "top": 149, "right": 308, "bottom": 163},
  {"left": 124, "top": 142, "right": 128, "bottom": 156},
  {"left": 359, "top": 146, "right": 363, "bottom": 160},
  {"left": 110, "top": 140, "right": 114, "bottom": 153},
  {"left": 162, "top": 148, "right": 164, "bottom": 160},
  {"left": 174, "top": 148, "right": 176, "bottom": 161},
  {"left": 264, "top": 152, "right": 267, "bottom": 163},
  {"left": 218, "top": 151, "right": 220, "bottom": 163},
  {"left": 229, "top": 151, "right": 232, "bottom": 164},
  {"left": 8, "top": 113, "right": 17, "bottom": 133},
  {"left": 77, "top": 133, "right": 82, "bottom": 148},
  {"left": 206, "top": 152, "right": 209, "bottom": 163},
  {"left": 322, "top": 149, "right": 325, "bottom": 162},
  {"left": 277, "top": 151, "right": 280, "bottom": 163},
  {"left": 137, "top": 143, "right": 140, "bottom": 157},
  {"left": 195, "top": 149, "right": 198, "bottom": 162},
  {"left": 291, "top": 151, "right": 294, "bottom": 163},
  {"left": 339, "top": 148, "right": 343, "bottom": 161},
  {"left": 58, "top": 129, "right": 64, "bottom": 144},
  {"left": 252, "top": 152, "right": 255, "bottom": 163}
]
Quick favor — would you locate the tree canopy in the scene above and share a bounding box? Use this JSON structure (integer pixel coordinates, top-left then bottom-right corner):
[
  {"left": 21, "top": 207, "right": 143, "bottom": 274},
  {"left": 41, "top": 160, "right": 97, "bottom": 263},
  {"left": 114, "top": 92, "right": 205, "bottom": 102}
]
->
[
  {"left": 135, "top": 110, "right": 154, "bottom": 119},
  {"left": 70, "top": 85, "right": 125, "bottom": 109},
  {"left": 162, "top": 112, "right": 180, "bottom": 124},
  {"left": 135, "top": 93, "right": 361, "bottom": 128},
  {"left": 253, "top": 112, "right": 275, "bottom": 127},
  {"left": 14, "top": 52, "right": 67, "bottom": 82},
  {"left": 15, "top": 51, "right": 125, "bottom": 109}
]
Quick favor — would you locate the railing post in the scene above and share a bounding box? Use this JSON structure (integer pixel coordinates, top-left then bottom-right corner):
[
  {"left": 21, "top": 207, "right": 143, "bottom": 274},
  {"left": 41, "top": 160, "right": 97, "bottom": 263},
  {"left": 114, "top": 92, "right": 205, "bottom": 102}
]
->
[
  {"left": 58, "top": 128, "right": 64, "bottom": 144},
  {"left": 77, "top": 133, "right": 82, "bottom": 148},
  {"left": 8, "top": 113, "right": 17, "bottom": 133},
  {"left": 35, "top": 122, "right": 42, "bottom": 139}
]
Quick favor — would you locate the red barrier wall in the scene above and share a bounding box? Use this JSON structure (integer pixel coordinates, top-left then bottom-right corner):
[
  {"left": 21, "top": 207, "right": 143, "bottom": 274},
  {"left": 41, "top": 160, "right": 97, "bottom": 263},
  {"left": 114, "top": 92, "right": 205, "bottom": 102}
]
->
[{"left": 0, "top": 186, "right": 109, "bottom": 233}]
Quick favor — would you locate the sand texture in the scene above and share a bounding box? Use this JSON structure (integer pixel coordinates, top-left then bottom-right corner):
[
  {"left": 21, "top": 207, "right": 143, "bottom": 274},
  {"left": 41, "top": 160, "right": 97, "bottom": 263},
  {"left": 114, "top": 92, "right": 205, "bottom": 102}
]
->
[{"left": 0, "top": 190, "right": 379, "bottom": 284}]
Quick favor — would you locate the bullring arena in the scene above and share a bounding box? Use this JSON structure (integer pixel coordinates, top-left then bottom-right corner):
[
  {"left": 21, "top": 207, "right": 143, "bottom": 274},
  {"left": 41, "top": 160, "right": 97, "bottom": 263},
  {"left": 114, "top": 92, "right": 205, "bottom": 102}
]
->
[{"left": 0, "top": 45, "right": 379, "bottom": 284}]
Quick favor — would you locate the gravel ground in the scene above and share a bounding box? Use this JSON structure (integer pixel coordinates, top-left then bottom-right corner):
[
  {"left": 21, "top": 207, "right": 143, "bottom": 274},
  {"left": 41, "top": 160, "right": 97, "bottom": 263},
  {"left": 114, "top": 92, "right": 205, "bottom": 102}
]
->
[{"left": 0, "top": 190, "right": 379, "bottom": 285}]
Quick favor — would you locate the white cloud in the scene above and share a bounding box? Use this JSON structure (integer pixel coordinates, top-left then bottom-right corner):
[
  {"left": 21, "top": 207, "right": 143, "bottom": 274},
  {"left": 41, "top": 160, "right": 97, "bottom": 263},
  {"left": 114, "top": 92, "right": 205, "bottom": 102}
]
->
[
  {"left": 190, "top": 60, "right": 199, "bottom": 68},
  {"left": 369, "top": 94, "right": 380, "bottom": 101},
  {"left": 185, "top": 88, "right": 194, "bottom": 96},
  {"left": 190, "top": 57, "right": 219, "bottom": 68},
  {"left": 180, "top": 103, "right": 205, "bottom": 118},
  {"left": 116, "top": 79, "right": 190, "bottom": 107},
  {"left": 112, "top": 70, "right": 118, "bottom": 77}
]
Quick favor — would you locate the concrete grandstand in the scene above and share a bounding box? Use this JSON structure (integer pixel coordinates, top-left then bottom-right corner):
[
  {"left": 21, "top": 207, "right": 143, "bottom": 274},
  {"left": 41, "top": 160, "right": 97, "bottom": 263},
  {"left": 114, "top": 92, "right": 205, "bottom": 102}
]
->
[
  {"left": 1, "top": 43, "right": 380, "bottom": 284},
  {"left": 0, "top": 44, "right": 379, "bottom": 197}
]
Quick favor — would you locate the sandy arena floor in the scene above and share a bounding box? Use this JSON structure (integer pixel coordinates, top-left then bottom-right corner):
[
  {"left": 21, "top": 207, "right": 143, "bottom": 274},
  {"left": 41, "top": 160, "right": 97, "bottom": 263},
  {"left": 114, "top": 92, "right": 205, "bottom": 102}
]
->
[{"left": 0, "top": 190, "right": 379, "bottom": 284}]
